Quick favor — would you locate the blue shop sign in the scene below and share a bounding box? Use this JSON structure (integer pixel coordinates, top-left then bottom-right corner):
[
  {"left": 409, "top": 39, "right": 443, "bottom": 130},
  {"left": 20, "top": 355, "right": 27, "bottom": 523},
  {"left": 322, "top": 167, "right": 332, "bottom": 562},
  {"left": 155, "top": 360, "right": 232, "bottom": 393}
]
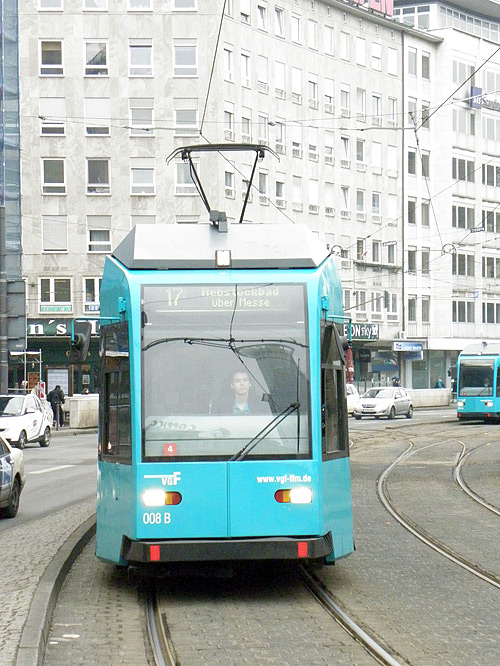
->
[{"left": 392, "top": 341, "right": 423, "bottom": 352}]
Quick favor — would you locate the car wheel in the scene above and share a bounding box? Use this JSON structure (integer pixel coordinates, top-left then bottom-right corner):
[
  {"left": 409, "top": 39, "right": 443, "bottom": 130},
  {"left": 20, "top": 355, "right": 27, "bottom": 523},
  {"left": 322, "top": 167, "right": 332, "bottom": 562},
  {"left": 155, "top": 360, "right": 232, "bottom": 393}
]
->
[
  {"left": 17, "top": 430, "right": 27, "bottom": 449},
  {"left": 388, "top": 406, "right": 396, "bottom": 420},
  {"left": 354, "top": 415, "right": 362, "bottom": 420},
  {"left": 39, "top": 426, "right": 51, "bottom": 447},
  {"left": 4, "top": 477, "right": 20, "bottom": 518},
  {"left": 406, "top": 405, "right": 414, "bottom": 419},
  {"left": 375, "top": 416, "right": 381, "bottom": 420}
]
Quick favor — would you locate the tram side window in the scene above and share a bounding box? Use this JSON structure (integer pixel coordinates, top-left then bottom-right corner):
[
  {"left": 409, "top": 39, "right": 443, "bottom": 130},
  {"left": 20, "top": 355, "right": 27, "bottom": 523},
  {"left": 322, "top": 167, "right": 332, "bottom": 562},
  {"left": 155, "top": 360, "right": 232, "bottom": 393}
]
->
[
  {"left": 497, "top": 368, "right": 500, "bottom": 397},
  {"left": 321, "top": 321, "right": 348, "bottom": 458},
  {"left": 99, "top": 322, "right": 132, "bottom": 463}
]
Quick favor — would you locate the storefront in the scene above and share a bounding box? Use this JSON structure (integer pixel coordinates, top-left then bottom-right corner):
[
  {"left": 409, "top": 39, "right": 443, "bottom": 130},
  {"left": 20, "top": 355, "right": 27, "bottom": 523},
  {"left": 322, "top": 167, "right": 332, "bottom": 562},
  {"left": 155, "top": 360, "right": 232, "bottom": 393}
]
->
[{"left": 23, "top": 318, "right": 100, "bottom": 395}]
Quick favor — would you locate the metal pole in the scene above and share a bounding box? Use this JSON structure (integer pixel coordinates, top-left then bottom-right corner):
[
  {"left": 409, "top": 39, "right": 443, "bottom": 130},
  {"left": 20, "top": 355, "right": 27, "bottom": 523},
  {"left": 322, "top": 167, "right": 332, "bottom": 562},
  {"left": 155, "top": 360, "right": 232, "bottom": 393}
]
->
[{"left": 0, "top": 207, "right": 8, "bottom": 393}]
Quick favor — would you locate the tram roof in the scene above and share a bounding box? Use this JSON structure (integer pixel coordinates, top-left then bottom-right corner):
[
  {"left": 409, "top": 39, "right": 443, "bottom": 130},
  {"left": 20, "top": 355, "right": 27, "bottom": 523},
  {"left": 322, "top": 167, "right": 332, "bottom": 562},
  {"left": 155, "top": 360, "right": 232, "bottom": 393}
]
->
[
  {"left": 112, "top": 223, "right": 330, "bottom": 270},
  {"left": 460, "top": 341, "right": 500, "bottom": 357}
]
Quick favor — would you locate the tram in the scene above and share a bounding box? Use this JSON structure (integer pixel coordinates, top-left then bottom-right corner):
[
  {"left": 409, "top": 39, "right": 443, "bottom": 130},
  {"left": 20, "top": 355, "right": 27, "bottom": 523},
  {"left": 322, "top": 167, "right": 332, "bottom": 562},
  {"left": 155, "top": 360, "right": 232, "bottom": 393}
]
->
[
  {"left": 95, "top": 146, "right": 353, "bottom": 568},
  {"left": 457, "top": 341, "right": 500, "bottom": 421}
]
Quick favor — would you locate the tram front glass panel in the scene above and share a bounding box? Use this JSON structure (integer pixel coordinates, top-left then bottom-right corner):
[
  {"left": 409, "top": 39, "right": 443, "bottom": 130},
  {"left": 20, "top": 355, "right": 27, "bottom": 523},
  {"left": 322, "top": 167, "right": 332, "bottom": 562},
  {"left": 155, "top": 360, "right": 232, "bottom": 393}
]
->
[
  {"left": 141, "top": 283, "right": 310, "bottom": 461},
  {"left": 458, "top": 358, "right": 495, "bottom": 396}
]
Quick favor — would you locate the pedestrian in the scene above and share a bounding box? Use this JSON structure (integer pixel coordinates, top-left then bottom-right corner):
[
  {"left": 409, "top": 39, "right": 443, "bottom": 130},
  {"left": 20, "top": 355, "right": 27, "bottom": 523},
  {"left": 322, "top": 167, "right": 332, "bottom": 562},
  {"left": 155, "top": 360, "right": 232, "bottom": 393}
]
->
[
  {"left": 434, "top": 378, "right": 444, "bottom": 388},
  {"left": 47, "top": 384, "right": 65, "bottom": 427},
  {"left": 392, "top": 376, "right": 400, "bottom": 387}
]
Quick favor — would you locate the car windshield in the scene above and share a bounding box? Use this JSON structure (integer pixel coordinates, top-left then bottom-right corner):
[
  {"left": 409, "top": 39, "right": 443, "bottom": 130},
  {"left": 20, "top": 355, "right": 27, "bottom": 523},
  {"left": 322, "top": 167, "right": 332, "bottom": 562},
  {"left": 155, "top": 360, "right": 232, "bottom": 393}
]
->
[
  {"left": 363, "top": 388, "right": 393, "bottom": 399},
  {"left": 0, "top": 396, "right": 24, "bottom": 416},
  {"left": 141, "top": 283, "right": 311, "bottom": 462}
]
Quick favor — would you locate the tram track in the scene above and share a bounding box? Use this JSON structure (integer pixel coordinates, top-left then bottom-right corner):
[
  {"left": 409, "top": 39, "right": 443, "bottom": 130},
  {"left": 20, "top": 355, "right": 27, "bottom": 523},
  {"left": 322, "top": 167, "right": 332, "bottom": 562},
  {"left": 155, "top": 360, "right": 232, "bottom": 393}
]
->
[
  {"left": 377, "top": 438, "right": 500, "bottom": 591},
  {"left": 454, "top": 441, "right": 500, "bottom": 517}
]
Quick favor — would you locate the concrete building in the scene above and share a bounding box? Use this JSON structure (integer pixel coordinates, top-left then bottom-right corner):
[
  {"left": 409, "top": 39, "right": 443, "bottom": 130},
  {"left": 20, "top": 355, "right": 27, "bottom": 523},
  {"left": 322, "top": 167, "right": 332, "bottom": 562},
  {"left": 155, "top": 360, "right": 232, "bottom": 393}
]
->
[{"left": 15, "top": 0, "right": 500, "bottom": 393}]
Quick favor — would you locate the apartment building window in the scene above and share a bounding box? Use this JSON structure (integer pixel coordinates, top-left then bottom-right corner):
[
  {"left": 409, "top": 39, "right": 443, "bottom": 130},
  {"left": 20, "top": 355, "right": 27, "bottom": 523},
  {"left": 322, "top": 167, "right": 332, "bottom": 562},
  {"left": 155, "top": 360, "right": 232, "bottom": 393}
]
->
[
  {"left": 257, "top": 55, "right": 268, "bottom": 94},
  {"left": 422, "top": 200, "right": 430, "bottom": 227},
  {"left": 257, "top": 3, "right": 267, "bottom": 30},
  {"left": 421, "top": 101, "right": 430, "bottom": 129},
  {"left": 275, "top": 179, "right": 285, "bottom": 208},
  {"left": 408, "top": 148, "right": 416, "bottom": 175},
  {"left": 128, "top": 0, "right": 152, "bottom": 9},
  {"left": 388, "top": 97, "right": 397, "bottom": 125},
  {"left": 356, "top": 139, "right": 365, "bottom": 166},
  {"left": 309, "top": 179, "right": 319, "bottom": 214},
  {"left": 308, "top": 20, "right": 317, "bottom": 49},
  {"left": 291, "top": 14, "right": 301, "bottom": 44},
  {"left": 408, "top": 198, "right": 416, "bottom": 225},
  {"left": 372, "top": 240, "right": 380, "bottom": 263},
  {"left": 131, "top": 158, "right": 155, "bottom": 195},
  {"left": 324, "top": 25, "right": 334, "bottom": 56},
  {"left": 224, "top": 103, "right": 234, "bottom": 141},
  {"left": 372, "top": 292, "right": 382, "bottom": 315},
  {"left": 453, "top": 300, "right": 475, "bottom": 323},
  {"left": 39, "top": 0, "right": 62, "bottom": 8},
  {"left": 40, "top": 278, "right": 71, "bottom": 311},
  {"left": 340, "top": 32, "right": 349, "bottom": 60},
  {"left": 240, "top": 0, "right": 250, "bottom": 24},
  {"left": 356, "top": 239, "right": 365, "bottom": 261},
  {"left": 242, "top": 108, "right": 252, "bottom": 142},
  {"left": 372, "top": 142, "right": 382, "bottom": 174},
  {"left": 422, "top": 52, "right": 430, "bottom": 80},
  {"left": 453, "top": 108, "right": 475, "bottom": 135},
  {"left": 39, "top": 98, "right": 65, "bottom": 135},
  {"left": 84, "top": 0, "right": 107, "bottom": 10},
  {"left": 341, "top": 136, "right": 350, "bottom": 167},
  {"left": 408, "top": 97, "right": 417, "bottom": 125},
  {"left": 258, "top": 113, "right": 269, "bottom": 144},
  {"left": 258, "top": 171, "right": 268, "bottom": 203},
  {"left": 356, "top": 290, "right": 366, "bottom": 312},
  {"left": 452, "top": 252, "right": 475, "bottom": 277},
  {"left": 341, "top": 187, "right": 350, "bottom": 218},
  {"left": 130, "top": 98, "right": 154, "bottom": 136},
  {"left": 355, "top": 37, "right": 366, "bottom": 66},
  {"left": 408, "top": 247, "right": 416, "bottom": 273},
  {"left": 407, "top": 47, "right": 417, "bottom": 75},
  {"left": 340, "top": 86, "right": 350, "bottom": 117},
  {"left": 40, "top": 41, "right": 63, "bottom": 76},
  {"left": 422, "top": 296, "right": 430, "bottom": 323},
  {"left": 356, "top": 88, "right": 366, "bottom": 121},
  {"left": 175, "top": 161, "right": 197, "bottom": 195},
  {"left": 42, "top": 215, "right": 67, "bottom": 252},
  {"left": 85, "top": 40, "right": 108, "bottom": 76},
  {"left": 224, "top": 0, "right": 232, "bottom": 17},
  {"left": 291, "top": 67, "right": 302, "bottom": 104},
  {"left": 223, "top": 45, "right": 233, "bottom": 82},
  {"left": 356, "top": 189, "right": 365, "bottom": 217},
  {"left": 372, "top": 192, "right": 381, "bottom": 219},
  {"left": 324, "top": 78, "right": 334, "bottom": 113},
  {"left": 453, "top": 157, "right": 475, "bottom": 182},
  {"left": 483, "top": 209, "right": 500, "bottom": 233},
  {"left": 372, "top": 43, "right": 382, "bottom": 71},
  {"left": 308, "top": 73, "right": 318, "bottom": 108},
  {"left": 388, "top": 193, "right": 398, "bottom": 223},
  {"left": 241, "top": 51, "right": 251, "bottom": 88},
  {"left": 325, "top": 182, "right": 334, "bottom": 216},
  {"left": 408, "top": 295, "right": 417, "bottom": 322},
  {"left": 482, "top": 163, "right": 500, "bottom": 186},
  {"left": 129, "top": 40, "right": 152, "bottom": 76},
  {"left": 42, "top": 158, "right": 65, "bottom": 194},
  {"left": 275, "top": 61, "right": 285, "bottom": 99},
  {"left": 225, "top": 170, "right": 235, "bottom": 198},
  {"left": 87, "top": 159, "right": 110, "bottom": 194},
  {"left": 421, "top": 150, "right": 430, "bottom": 177},
  {"left": 84, "top": 98, "right": 110, "bottom": 135},
  {"left": 325, "top": 132, "right": 334, "bottom": 165},
  {"left": 275, "top": 120, "right": 285, "bottom": 153},
  {"left": 482, "top": 302, "right": 500, "bottom": 324},
  {"left": 274, "top": 6, "right": 284, "bottom": 37},
  {"left": 292, "top": 175, "right": 303, "bottom": 211},
  {"left": 174, "top": 0, "right": 195, "bottom": 9},
  {"left": 173, "top": 39, "right": 197, "bottom": 76},
  {"left": 482, "top": 256, "right": 500, "bottom": 278},
  {"left": 291, "top": 123, "right": 302, "bottom": 158},
  {"left": 372, "top": 93, "right": 382, "bottom": 124},
  {"left": 174, "top": 100, "right": 198, "bottom": 136},
  {"left": 387, "top": 242, "right": 396, "bottom": 265},
  {"left": 452, "top": 204, "right": 475, "bottom": 229},
  {"left": 87, "top": 216, "right": 111, "bottom": 252},
  {"left": 387, "top": 47, "right": 398, "bottom": 76},
  {"left": 308, "top": 127, "right": 318, "bottom": 161},
  {"left": 422, "top": 248, "right": 430, "bottom": 274},
  {"left": 84, "top": 278, "right": 101, "bottom": 312}
]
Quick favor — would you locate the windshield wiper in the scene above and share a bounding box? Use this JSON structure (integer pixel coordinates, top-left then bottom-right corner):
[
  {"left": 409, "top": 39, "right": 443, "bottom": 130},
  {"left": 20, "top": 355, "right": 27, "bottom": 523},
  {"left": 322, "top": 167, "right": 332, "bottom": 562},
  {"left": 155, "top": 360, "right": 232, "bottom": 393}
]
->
[
  {"left": 142, "top": 337, "right": 305, "bottom": 352},
  {"left": 229, "top": 402, "right": 299, "bottom": 462}
]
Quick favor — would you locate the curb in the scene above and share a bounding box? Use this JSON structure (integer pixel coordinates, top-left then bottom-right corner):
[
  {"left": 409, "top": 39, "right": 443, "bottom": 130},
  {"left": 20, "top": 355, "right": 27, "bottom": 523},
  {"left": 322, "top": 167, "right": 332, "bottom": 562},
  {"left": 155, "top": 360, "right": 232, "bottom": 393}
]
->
[{"left": 14, "top": 515, "right": 97, "bottom": 666}]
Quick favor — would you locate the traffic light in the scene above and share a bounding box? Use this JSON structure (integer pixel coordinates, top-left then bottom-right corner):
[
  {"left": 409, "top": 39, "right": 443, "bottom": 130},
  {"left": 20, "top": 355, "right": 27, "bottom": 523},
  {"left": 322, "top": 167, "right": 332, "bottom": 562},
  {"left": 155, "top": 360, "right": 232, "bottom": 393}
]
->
[{"left": 69, "top": 321, "right": 92, "bottom": 363}]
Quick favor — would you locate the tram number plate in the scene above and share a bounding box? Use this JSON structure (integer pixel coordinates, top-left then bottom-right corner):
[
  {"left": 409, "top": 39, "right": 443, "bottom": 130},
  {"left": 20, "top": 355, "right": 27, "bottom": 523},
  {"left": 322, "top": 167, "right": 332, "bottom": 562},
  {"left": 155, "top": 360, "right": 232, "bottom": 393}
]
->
[
  {"left": 164, "top": 442, "right": 177, "bottom": 456},
  {"left": 143, "top": 512, "right": 171, "bottom": 525}
]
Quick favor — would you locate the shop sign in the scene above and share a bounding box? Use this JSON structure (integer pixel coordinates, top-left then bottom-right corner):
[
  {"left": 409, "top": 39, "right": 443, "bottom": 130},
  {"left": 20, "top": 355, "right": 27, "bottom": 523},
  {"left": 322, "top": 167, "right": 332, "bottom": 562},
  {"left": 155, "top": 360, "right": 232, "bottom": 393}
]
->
[
  {"left": 40, "top": 305, "right": 72, "bottom": 313},
  {"left": 27, "top": 318, "right": 100, "bottom": 337},
  {"left": 470, "top": 87, "right": 483, "bottom": 109},
  {"left": 392, "top": 341, "right": 423, "bottom": 352},
  {"left": 343, "top": 323, "right": 379, "bottom": 340}
]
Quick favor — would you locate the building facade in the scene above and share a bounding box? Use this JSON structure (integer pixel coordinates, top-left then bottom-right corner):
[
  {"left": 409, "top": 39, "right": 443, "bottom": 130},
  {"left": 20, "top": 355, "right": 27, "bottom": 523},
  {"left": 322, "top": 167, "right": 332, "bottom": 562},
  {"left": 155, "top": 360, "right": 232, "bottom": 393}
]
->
[{"left": 15, "top": 0, "right": 500, "bottom": 393}]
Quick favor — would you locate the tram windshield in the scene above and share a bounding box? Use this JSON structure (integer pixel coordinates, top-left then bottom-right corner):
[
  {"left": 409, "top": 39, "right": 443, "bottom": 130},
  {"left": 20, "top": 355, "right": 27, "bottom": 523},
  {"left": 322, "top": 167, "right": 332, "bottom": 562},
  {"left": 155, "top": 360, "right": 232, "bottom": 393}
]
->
[
  {"left": 141, "top": 283, "right": 310, "bottom": 461},
  {"left": 458, "top": 358, "right": 495, "bottom": 396}
]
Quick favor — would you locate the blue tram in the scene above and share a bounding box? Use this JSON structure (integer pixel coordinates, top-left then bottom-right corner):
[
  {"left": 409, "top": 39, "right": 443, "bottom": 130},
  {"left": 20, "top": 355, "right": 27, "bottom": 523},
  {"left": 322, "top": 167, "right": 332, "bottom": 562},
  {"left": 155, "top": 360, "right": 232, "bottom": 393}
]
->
[
  {"left": 96, "top": 222, "right": 354, "bottom": 566},
  {"left": 457, "top": 342, "right": 500, "bottom": 421}
]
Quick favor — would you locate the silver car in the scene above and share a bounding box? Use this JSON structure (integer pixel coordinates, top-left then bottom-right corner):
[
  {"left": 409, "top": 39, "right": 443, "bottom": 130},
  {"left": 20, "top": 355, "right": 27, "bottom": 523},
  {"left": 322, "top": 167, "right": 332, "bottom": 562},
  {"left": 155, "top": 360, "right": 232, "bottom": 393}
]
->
[
  {"left": 0, "top": 434, "right": 26, "bottom": 518},
  {"left": 353, "top": 387, "right": 413, "bottom": 420}
]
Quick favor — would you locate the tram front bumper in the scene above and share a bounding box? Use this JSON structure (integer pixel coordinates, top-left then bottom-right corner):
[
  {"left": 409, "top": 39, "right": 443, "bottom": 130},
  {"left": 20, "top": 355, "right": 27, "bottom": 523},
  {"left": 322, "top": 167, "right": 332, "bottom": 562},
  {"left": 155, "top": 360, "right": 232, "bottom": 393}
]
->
[{"left": 121, "top": 532, "right": 333, "bottom": 564}]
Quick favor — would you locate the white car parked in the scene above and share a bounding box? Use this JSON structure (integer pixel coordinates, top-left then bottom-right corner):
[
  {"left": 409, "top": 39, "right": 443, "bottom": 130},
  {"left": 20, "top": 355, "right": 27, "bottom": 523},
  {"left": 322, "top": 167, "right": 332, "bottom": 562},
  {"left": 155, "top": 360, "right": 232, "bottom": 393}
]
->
[
  {"left": 0, "top": 394, "right": 52, "bottom": 449},
  {"left": 0, "top": 434, "right": 26, "bottom": 518},
  {"left": 346, "top": 383, "right": 360, "bottom": 415}
]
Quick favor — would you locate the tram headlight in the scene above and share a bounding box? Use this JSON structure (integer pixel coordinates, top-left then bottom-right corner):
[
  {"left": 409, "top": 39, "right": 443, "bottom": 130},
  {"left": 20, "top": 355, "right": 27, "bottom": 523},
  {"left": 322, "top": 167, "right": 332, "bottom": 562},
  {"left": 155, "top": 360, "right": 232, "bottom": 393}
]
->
[
  {"left": 457, "top": 400, "right": 465, "bottom": 408},
  {"left": 143, "top": 489, "right": 167, "bottom": 507},
  {"left": 275, "top": 488, "right": 312, "bottom": 504},
  {"left": 485, "top": 400, "right": 493, "bottom": 408}
]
